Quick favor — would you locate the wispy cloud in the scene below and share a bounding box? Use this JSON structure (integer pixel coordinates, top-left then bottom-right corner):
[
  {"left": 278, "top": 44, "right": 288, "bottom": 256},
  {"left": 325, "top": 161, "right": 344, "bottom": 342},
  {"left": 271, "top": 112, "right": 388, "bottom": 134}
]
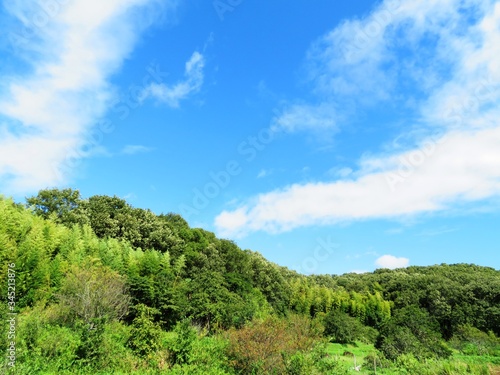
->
[
  {"left": 271, "top": 102, "right": 337, "bottom": 135},
  {"left": 375, "top": 255, "right": 410, "bottom": 270},
  {"left": 418, "top": 226, "right": 459, "bottom": 237},
  {"left": 140, "top": 51, "right": 205, "bottom": 108},
  {"left": 0, "top": 0, "right": 175, "bottom": 194},
  {"left": 257, "top": 169, "right": 273, "bottom": 179},
  {"left": 327, "top": 167, "right": 353, "bottom": 179},
  {"left": 123, "top": 192, "right": 137, "bottom": 201},
  {"left": 121, "top": 145, "right": 153, "bottom": 155},
  {"left": 215, "top": 0, "right": 500, "bottom": 238}
]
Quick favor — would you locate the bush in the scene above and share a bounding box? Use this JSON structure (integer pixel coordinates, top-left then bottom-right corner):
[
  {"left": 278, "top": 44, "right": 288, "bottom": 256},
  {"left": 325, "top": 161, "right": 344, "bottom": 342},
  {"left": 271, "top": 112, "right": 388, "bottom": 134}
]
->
[
  {"left": 283, "top": 352, "right": 312, "bottom": 375},
  {"left": 395, "top": 353, "right": 422, "bottom": 374},
  {"left": 100, "top": 321, "right": 138, "bottom": 372},
  {"left": 189, "top": 335, "right": 231, "bottom": 369},
  {"left": 127, "top": 304, "right": 162, "bottom": 357},
  {"left": 450, "top": 325, "right": 500, "bottom": 356},
  {"left": 225, "top": 315, "right": 322, "bottom": 374},
  {"left": 170, "top": 319, "right": 198, "bottom": 365},
  {"left": 76, "top": 317, "right": 107, "bottom": 365}
]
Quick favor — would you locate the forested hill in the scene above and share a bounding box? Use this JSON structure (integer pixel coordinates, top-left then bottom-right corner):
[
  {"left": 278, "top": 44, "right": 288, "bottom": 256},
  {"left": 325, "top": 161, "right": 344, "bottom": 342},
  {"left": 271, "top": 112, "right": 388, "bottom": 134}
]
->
[{"left": 1, "top": 189, "right": 499, "bottom": 374}]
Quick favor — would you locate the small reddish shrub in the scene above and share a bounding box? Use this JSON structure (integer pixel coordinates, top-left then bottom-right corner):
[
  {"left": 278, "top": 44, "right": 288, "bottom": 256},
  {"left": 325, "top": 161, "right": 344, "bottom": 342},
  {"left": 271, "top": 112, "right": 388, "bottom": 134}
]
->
[{"left": 224, "top": 315, "right": 322, "bottom": 374}]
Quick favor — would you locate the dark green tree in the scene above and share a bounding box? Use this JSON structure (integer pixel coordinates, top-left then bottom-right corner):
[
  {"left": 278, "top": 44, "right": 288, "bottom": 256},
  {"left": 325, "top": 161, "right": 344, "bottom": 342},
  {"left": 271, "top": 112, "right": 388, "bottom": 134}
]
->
[
  {"left": 376, "top": 305, "right": 452, "bottom": 360},
  {"left": 323, "top": 310, "right": 364, "bottom": 344}
]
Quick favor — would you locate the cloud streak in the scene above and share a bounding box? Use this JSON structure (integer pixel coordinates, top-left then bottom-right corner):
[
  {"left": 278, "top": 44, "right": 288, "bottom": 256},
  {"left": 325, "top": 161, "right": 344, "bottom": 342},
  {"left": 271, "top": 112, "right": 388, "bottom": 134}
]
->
[
  {"left": 140, "top": 51, "right": 205, "bottom": 108},
  {"left": 271, "top": 103, "right": 337, "bottom": 135},
  {"left": 121, "top": 145, "right": 154, "bottom": 155}
]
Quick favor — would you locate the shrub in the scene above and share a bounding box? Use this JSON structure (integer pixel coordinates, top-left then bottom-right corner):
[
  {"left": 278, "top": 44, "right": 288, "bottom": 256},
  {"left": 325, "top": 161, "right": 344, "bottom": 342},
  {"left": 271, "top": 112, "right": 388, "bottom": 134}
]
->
[
  {"left": 283, "top": 352, "right": 311, "bottom": 375},
  {"left": 76, "top": 317, "right": 107, "bottom": 365},
  {"left": 170, "top": 319, "right": 198, "bottom": 365},
  {"left": 450, "top": 325, "right": 500, "bottom": 356},
  {"left": 127, "top": 304, "right": 162, "bottom": 357},
  {"left": 189, "top": 335, "right": 231, "bottom": 369},
  {"left": 58, "top": 265, "right": 130, "bottom": 325},
  {"left": 224, "top": 315, "right": 322, "bottom": 374},
  {"left": 395, "top": 353, "right": 422, "bottom": 374}
]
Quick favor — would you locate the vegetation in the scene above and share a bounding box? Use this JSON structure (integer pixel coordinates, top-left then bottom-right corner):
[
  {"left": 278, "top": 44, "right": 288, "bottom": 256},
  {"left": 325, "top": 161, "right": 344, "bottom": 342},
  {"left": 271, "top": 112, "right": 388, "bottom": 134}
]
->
[{"left": 0, "top": 189, "right": 499, "bottom": 374}]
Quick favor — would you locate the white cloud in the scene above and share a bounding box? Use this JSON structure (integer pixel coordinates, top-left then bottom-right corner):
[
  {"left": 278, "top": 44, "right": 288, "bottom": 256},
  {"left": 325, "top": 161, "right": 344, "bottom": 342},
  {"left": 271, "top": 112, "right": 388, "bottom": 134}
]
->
[
  {"left": 140, "top": 51, "right": 205, "bottom": 108},
  {"left": 0, "top": 0, "right": 175, "bottom": 194},
  {"left": 271, "top": 103, "right": 337, "bottom": 134},
  {"left": 121, "top": 145, "right": 153, "bottom": 155},
  {"left": 375, "top": 255, "right": 410, "bottom": 269},
  {"left": 215, "top": 122, "right": 500, "bottom": 237},
  {"left": 215, "top": 0, "right": 500, "bottom": 238}
]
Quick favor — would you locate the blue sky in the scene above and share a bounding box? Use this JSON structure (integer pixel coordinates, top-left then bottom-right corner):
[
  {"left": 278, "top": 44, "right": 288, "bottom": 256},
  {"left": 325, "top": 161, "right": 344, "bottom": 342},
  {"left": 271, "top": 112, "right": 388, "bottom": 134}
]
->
[{"left": 1, "top": 0, "right": 500, "bottom": 275}]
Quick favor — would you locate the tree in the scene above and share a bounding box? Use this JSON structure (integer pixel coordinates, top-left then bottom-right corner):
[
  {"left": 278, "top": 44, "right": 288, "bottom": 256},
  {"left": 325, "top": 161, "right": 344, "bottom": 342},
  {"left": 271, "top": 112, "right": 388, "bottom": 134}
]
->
[
  {"left": 375, "top": 306, "right": 452, "bottom": 360},
  {"left": 87, "top": 195, "right": 135, "bottom": 240},
  {"left": 323, "top": 310, "right": 365, "bottom": 344},
  {"left": 26, "top": 188, "right": 89, "bottom": 227}
]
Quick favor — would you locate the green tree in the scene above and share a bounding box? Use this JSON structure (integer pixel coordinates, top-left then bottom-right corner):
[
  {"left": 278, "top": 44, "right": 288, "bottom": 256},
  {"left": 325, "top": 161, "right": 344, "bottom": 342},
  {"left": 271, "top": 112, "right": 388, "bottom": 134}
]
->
[
  {"left": 26, "top": 188, "right": 89, "bottom": 227},
  {"left": 87, "top": 195, "right": 136, "bottom": 240},
  {"left": 323, "top": 310, "right": 365, "bottom": 344},
  {"left": 376, "top": 305, "right": 452, "bottom": 360}
]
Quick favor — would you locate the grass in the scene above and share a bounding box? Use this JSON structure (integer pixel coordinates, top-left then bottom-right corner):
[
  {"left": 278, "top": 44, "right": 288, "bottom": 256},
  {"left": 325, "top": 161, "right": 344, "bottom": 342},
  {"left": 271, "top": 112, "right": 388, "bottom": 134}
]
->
[
  {"left": 326, "top": 342, "right": 386, "bottom": 374},
  {"left": 326, "top": 342, "right": 499, "bottom": 375},
  {"left": 326, "top": 342, "right": 373, "bottom": 363}
]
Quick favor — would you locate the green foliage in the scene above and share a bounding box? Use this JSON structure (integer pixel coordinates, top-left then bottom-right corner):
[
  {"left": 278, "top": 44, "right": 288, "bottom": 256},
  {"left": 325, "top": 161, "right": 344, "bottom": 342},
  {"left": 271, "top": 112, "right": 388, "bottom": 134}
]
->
[
  {"left": 37, "top": 324, "right": 81, "bottom": 368},
  {"left": 26, "top": 188, "right": 90, "bottom": 227},
  {"left": 281, "top": 342, "right": 351, "bottom": 375},
  {"left": 323, "top": 310, "right": 369, "bottom": 344},
  {"left": 189, "top": 335, "right": 229, "bottom": 365},
  {"left": 170, "top": 319, "right": 198, "bottom": 365},
  {"left": 376, "top": 305, "right": 452, "bottom": 360},
  {"left": 76, "top": 317, "right": 107, "bottom": 365},
  {"left": 58, "top": 264, "right": 130, "bottom": 324},
  {"left": 362, "top": 351, "right": 392, "bottom": 372},
  {"left": 450, "top": 325, "right": 500, "bottom": 356},
  {"left": 127, "top": 304, "right": 162, "bottom": 356}
]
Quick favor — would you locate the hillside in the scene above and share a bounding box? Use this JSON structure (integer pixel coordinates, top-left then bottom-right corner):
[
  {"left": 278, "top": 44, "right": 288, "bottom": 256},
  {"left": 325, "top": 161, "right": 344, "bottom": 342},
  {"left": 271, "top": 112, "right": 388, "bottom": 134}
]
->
[{"left": 1, "top": 189, "right": 499, "bottom": 374}]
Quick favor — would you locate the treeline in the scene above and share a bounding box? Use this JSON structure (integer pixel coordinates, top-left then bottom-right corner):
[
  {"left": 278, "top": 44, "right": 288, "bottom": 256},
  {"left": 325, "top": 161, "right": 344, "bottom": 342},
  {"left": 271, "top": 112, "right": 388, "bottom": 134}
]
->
[{"left": 0, "top": 189, "right": 498, "bottom": 374}]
